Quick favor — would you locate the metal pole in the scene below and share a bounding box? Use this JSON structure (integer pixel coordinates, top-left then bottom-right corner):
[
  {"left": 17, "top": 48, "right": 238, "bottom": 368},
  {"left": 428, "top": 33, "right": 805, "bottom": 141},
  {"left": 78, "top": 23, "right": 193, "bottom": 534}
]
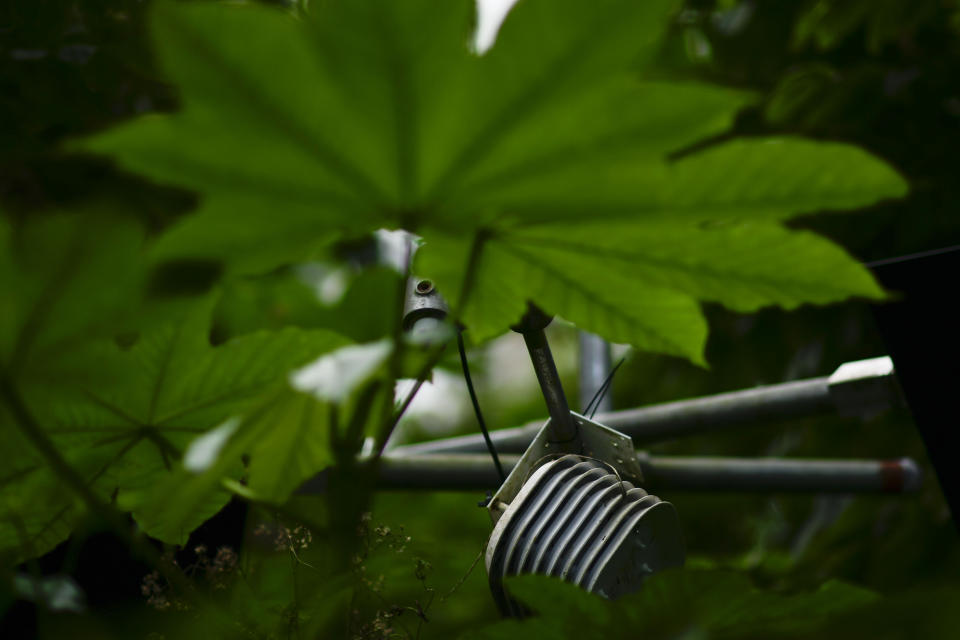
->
[
  {"left": 597, "top": 377, "right": 833, "bottom": 443},
  {"left": 347, "top": 453, "right": 921, "bottom": 494},
  {"left": 519, "top": 328, "right": 577, "bottom": 441},
  {"left": 638, "top": 455, "right": 921, "bottom": 493},
  {"left": 512, "top": 305, "right": 578, "bottom": 443},
  {"left": 578, "top": 332, "right": 612, "bottom": 413},
  {"left": 389, "top": 357, "right": 901, "bottom": 456}
]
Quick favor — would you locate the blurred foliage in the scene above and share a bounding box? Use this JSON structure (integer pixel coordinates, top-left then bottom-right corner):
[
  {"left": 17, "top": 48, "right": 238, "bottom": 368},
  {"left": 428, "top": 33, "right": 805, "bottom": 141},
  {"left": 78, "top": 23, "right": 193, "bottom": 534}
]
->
[
  {"left": 467, "top": 569, "right": 960, "bottom": 639},
  {"left": 0, "top": 0, "right": 957, "bottom": 639},
  {"left": 469, "top": 570, "right": 881, "bottom": 639},
  {"left": 669, "top": 0, "right": 960, "bottom": 260}
]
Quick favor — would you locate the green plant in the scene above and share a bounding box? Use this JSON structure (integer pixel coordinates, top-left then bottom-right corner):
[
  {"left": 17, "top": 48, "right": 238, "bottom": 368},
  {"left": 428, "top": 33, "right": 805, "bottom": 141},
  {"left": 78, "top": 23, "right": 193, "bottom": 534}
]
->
[{"left": 1, "top": 0, "right": 914, "bottom": 637}]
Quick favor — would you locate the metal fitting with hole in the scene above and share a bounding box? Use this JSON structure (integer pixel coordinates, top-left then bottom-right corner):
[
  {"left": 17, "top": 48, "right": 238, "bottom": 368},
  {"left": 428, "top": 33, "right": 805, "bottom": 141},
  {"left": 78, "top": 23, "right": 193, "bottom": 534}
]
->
[{"left": 402, "top": 277, "right": 448, "bottom": 338}]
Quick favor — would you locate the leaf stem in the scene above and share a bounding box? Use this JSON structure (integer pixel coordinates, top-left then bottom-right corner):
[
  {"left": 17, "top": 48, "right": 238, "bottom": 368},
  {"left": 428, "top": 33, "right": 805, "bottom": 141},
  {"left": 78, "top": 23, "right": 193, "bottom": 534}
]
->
[
  {"left": 327, "top": 380, "right": 381, "bottom": 466},
  {"left": 371, "top": 243, "right": 415, "bottom": 455},
  {"left": 374, "top": 342, "right": 447, "bottom": 458},
  {"left": 454, "top": 228, "right": 491, "bottom": 316},
  {"left": 374, "top": 230, "right": 490, "bottom": 457}
]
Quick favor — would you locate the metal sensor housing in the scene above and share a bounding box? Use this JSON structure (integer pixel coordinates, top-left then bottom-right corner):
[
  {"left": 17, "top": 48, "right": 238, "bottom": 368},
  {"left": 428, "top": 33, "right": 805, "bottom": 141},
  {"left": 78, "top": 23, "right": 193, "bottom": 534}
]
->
[{"left": 484, "top": 413, "right": 685, "bottom": 616}]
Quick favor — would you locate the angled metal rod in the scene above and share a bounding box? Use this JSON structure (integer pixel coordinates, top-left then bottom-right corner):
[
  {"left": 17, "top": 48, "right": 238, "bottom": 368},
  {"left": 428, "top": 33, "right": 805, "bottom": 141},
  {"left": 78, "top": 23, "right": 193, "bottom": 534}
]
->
[
  {"left": 512, "top": 306, "right": 578, "bottom": 443},
  {"left": 340, "top": 454, "right": 920, "bottom": 494},
  {"left": 519, "top": 328, "right": 577, "bottom": 441},
  {"left": 389, "top": 357, "right": 902, "bottom": 456}
]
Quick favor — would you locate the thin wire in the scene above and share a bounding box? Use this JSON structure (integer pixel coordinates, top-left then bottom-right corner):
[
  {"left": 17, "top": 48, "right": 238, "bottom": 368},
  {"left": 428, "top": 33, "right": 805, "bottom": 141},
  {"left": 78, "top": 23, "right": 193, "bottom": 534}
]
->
[
  {"left": 441, "top": 546, "right": 484, "bottom": 602},
  {"left": 457, "top": 330, "right": 506, "bottom": 483},
  {"left": 585, "top": 376, "right": 613, "bottom": 418},
  {"left": 583, "top": 357, "right": 625, "bottom": 419},
  {"left": 582, "top": 358, "right": 619, "bottom": 417}
]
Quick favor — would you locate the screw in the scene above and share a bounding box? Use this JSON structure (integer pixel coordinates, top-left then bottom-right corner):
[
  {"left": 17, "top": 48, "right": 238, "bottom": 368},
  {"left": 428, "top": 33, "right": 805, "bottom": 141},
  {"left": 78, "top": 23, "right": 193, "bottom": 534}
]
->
[{"left": 415, "top": 279, "right": 434, "bottom": 295}]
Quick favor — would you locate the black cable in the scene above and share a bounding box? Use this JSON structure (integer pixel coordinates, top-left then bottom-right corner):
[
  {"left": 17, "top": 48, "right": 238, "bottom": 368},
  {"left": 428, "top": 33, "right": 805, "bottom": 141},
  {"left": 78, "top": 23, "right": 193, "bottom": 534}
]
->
[
  {"left": 582, "top": 357, "right": 626, "bottom": 419},
  {"left": 457, "top": 330, "right": 506, "bottom": 483}
]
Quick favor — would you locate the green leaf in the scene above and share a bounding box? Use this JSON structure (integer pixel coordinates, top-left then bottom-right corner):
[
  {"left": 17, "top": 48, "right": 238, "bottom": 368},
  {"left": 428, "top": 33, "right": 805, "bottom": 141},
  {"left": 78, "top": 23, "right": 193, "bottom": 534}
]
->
[
  {"left": 79, "top": 0, "right": 445, "bottom": 272},
  {"left": 78, "top": 0, "right": 689, "bottom": 268},
  {"left": 417, "top": 214, "right": 883, "bottom": 364},
  {"left": 504, "top": 219, "right": 886, "bottom": 311},
  {"left": 0, "top": 212, "right": 146, "bottom": 381},
  {"left": 133, "top": 389, "right": 328, "bottom": 541},
  {"left": 0, "top": 211, "right": 149, "bottom": 560},
  {"left": 417, "top": 230, "right": 708, "bottom": 363},
  {"left": 135, "top": 334, "right": 400, "bottom": 537},
  {"left": 441, "top": 81, "right": 748, "bottom": 219},
  {"left": 624, "top": 569, "right": 877, "bottom": 637},
  {"left": 642, "top": 138, "right": 908, "bottom": 222},
  {"left": 110, "top": 305, "right": 345, "bottom": 541},
  {"left": 243, "top": 392, "right": 334, "bottom": 501},
  {"left": 79, "top": 0, "right": 907, "bottom": 364},
  {"left": 0, "top": 418, "right": 84, "bottom": 563},
  {"left": 2, "top": 297, "right": 346, "bottom": 550},
  {"left": 215, "top": 265, "right": 405, "bottom": 344},
  {"left": 466, "top": 569, "right": 878, "bottom": 639}
]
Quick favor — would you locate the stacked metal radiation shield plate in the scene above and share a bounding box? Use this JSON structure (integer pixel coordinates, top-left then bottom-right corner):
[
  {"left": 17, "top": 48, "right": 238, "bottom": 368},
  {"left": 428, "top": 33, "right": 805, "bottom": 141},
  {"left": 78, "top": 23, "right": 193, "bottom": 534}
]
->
[{"left": 485, "top": 454, "right": 685, "bottom": 616}]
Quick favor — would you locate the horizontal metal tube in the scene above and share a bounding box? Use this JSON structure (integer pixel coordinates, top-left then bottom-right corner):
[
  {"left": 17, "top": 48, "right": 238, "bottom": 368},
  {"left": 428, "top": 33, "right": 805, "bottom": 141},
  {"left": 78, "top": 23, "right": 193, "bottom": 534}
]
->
[
  {"left": 390, "top": 358, "right": 900, "bottom": 456},
  {"left": 391, "top": 423, "right": 537, "bottom": 457},
  {"left": 601, "top": 377, "right": 834, "bottom": 443},
  {"left": 639, "top": 455, "right": 920, "bottom": 493},
  {"left": 392, "top": 378, "right": 832, "bottom": 455},
  {"left": 377, "top": 454, "right": 522, "bottom": 491},
  {"left": 364, "top": 454, "right": 920, "bottom": 494}
]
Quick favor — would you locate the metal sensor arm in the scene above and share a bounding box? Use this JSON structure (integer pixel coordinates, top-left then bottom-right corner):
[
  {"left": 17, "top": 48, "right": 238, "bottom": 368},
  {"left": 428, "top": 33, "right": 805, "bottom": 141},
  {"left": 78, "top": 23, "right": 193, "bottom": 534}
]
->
[
  {"left": 360, "top": 453, "right": 922, "bottom": 494},
  {"left": 511, "top": 305, "right": 579, "bottom": 444},
  {"left": 390, "top": 357, "right": 902, "bottom": 456}
]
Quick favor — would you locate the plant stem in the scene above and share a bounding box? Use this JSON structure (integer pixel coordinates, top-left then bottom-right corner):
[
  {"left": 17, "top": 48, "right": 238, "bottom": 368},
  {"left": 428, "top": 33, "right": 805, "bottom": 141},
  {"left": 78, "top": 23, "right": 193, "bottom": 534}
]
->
[
  {"left": 340, "top": 381, "right": 382, "bottom": 460},
  {"left": 454, "top": 228, "right": 490, "bottom": 315},
  {"left": 372, "top": 232, "right": 492, "bottom": 457},
  {"left": 377, "top": 267, "right": 412, "bottom": 448},
  {"left": 374, "top": 342, "right": 447, "bottom": 458}
]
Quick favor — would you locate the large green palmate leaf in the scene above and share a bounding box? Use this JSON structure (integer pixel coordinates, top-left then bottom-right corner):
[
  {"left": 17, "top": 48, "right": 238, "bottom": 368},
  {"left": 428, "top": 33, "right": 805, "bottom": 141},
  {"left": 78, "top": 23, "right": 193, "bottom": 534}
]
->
[
  {"left": 0, "top": 212, "right": 150, "bottom": 561},
  {"left": 82, "top": 0, "right": 907, "bottom": 363},
  {"left": 126, "top": 387, "right": 328, "bottom": 544},
  {"left": 0, "top": 289, "right": 347, "bottom": 552},
  {"left": 131, "top": 337, "right": 396, "bottom": 542}
]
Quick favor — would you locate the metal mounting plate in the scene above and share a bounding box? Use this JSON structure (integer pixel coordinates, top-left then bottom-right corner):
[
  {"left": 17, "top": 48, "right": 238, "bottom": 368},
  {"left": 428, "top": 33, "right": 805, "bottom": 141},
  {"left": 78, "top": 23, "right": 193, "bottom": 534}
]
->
[{"left": 486, "top": 411, "right": 644, "bottom": 523}]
